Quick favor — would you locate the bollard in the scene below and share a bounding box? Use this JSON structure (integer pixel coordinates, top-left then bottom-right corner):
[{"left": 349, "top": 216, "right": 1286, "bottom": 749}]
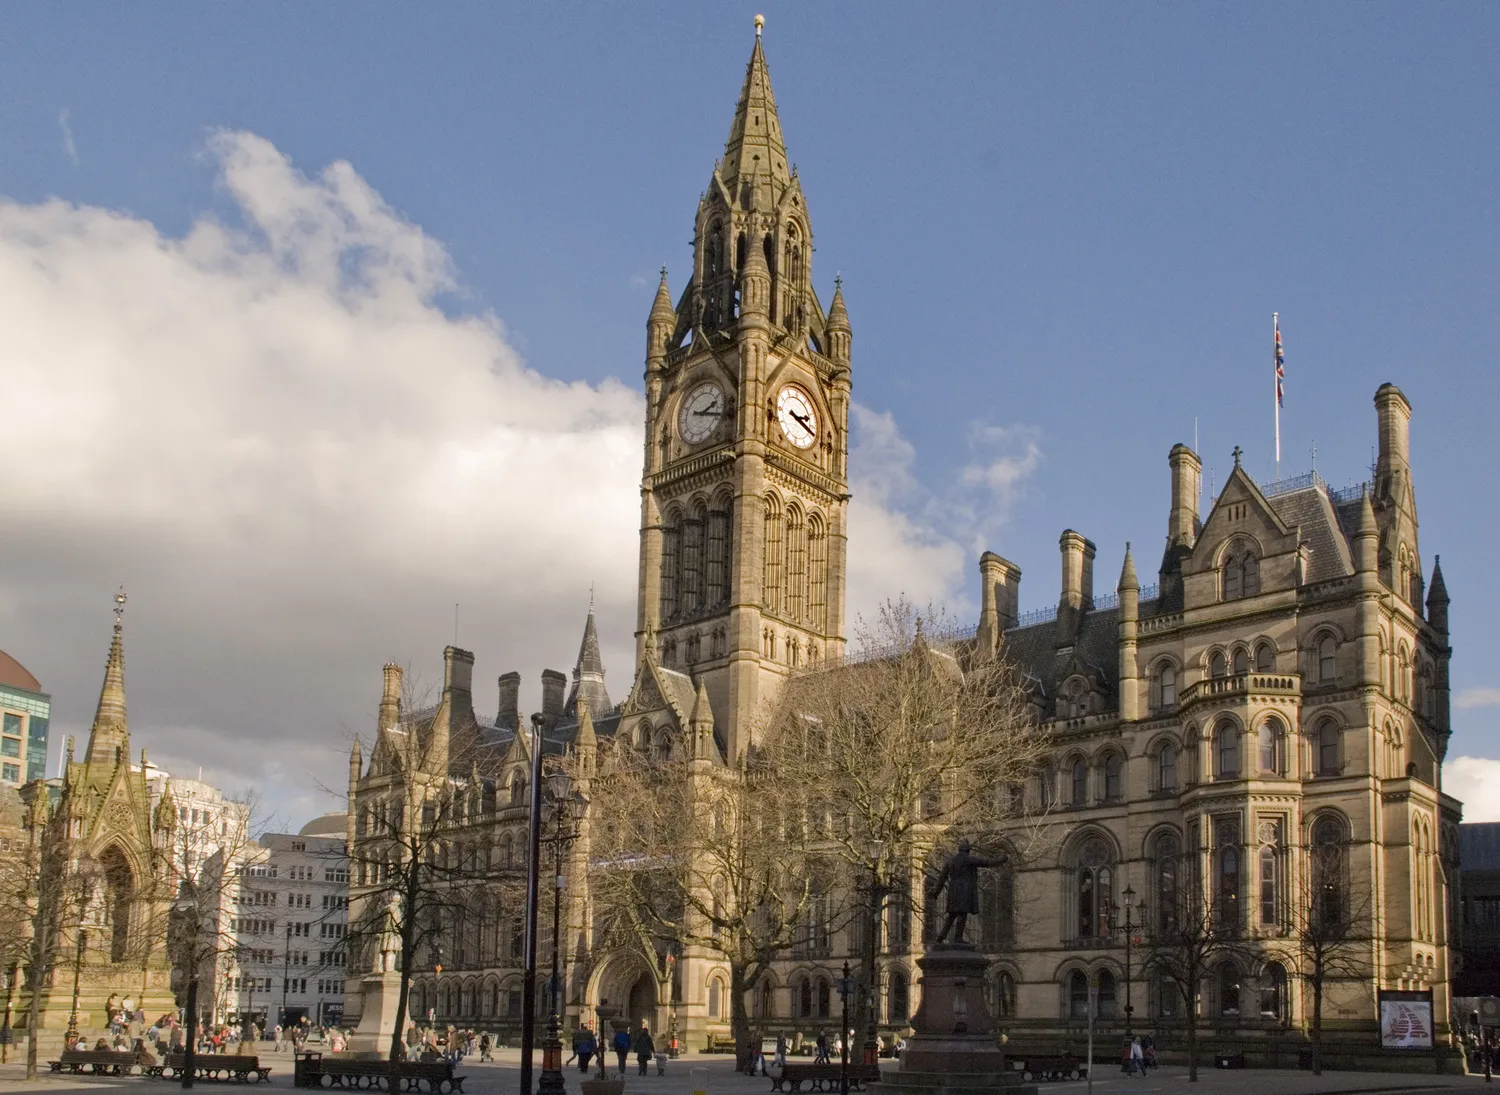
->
[{"left": 691, "top": 1065, "right": 709, "bottom": 1095}]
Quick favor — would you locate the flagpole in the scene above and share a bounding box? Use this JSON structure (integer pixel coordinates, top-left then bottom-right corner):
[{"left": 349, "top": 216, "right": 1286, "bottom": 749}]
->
[{"left": 1273, "top": 311, "right": 1281, "bottom": 480}]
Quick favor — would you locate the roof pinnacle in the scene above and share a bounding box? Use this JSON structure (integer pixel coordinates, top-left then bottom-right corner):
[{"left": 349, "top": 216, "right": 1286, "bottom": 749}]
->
[{"left": 754, "top": 13, "right": 764, "bottom": 37}]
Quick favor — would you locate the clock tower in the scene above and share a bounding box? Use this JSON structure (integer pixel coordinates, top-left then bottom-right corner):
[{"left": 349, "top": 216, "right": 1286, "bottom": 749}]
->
[{"left": 636, "top": 21, "right": 851, "bottom": 760}]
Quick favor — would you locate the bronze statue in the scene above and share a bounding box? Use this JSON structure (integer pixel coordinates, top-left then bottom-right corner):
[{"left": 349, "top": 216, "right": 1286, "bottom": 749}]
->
[{"left": 927, "top": 840, "right": 1005, "bottom": 945}]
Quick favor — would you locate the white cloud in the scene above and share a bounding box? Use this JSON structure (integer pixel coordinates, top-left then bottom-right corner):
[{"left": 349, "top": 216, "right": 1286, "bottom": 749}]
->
[
  {"left": 1456, "top": 687, "right": 1500, "bottom": 710},
  {"left": 1443, "top": 756, "right": 1500, "bottom": 822},
  {"left": 0, "top": 131, "right": 1015, "bottom": 824},
  {"left": 58, "top": 108, "right": 78, "bottom": 166},
  {"left": 0, "top": 131, "right": 643, "bottom": 820},
  {"left": 845, "top": 406, "right": 1043, "bottom": 628}
]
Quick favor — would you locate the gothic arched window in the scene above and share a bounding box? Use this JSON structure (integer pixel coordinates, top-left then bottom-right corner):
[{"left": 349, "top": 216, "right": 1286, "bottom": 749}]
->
[
  {"left": 1073, "top": 837, "right": 1114, "bottom": 939},
  {"left": 1232, "top": 647, "right": 1250, "bottom": 675},
  {"left": 808, "top": 512, "right": 828, "bottom": 632},
  {"left": 1157, "top": 742, "right": 1178, "bottom": 793},
  {"left": 888, "top": 972, "right": 909, "bottom": 1022},
  {"left": 1316, "top": 719, "right": 1341, "bottom": 776},
  {"left": 706, "top": 496, "right": 732, "bottom": 608},
  {"left": 1218, "top": 963, "right": 1241, "bottom": 1017},
  {"left": 1313, "top": 815, "right": 1347, "bottom": 931},
  {"left": 785, "top": 504, "right": 807, "bottom": 622},
  {"left": 660, "top": 510, "right": 681, "bottom": 621},
  {"left": 1260, "top": 961, "right": 1287, "bottom": 1019},
  {"left": 1215, "top": 719, "right": 1241, "bottom": 779},
  {"left": 1317, "top": 635, "right": 1338, "bottom": 682},
  {"left": 1221, "top": 540, "right": 1261, "bottom": 600},
  {"left": 1209, "top": 651, "right": 1228, "bottom": 679},
  {"left": 1096, "top": 970, "right": 1117, "bottom": 1019},
  {"left": 1258, "top": 717, "right": 1284, "bottom": 774},
  {"left": 1153, "top": 664, "right": 1177, "bottom": 711},
  {"left": 762, "top": 495, "right": 784, "bottom": 614},
  {"left": 681, "top": 501, "right": 706, "bottom": 616},
  {"left": 1152, "top": 833, "right": 1180, "bottom": 934},
  {"left": 1103, "top": 754, "right": 1124, "bottom": 801},
  {"left": 1068, "top": 971, "right": 1089, "bottom": 1019},
  {"left": 1070, "top": 757, "right": 1088, "bottom": 806},
  {"left": 1255, "top": 642, "right": 1275, "bottom": 672}
]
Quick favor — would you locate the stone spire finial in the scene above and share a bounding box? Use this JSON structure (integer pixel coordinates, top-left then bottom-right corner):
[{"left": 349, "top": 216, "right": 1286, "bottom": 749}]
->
[
  {"left": 1119, "top": 542, "right": 1139, "bottom": 591},
  {"left": 85, "top": 590, "right": 130, "bottom": 767},
  {"left": 649, "top": 269, "right": 675, "bottom": 325},
  {"left": 721, "top": 22, "right": 791, "bottom": 196}
]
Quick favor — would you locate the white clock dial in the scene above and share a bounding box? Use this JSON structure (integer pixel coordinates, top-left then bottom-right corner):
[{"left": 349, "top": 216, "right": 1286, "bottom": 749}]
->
[
  {"left": 776, "top": 386, "right": 818, "bottom": 449},
  {"left": 678, "top": 381, "right": 726, "bottom": 444}
]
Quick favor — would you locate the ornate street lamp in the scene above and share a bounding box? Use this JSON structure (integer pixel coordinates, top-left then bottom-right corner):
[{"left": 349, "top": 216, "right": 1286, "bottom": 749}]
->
[
  {"left": 863, "top": 838, "right": 885, "bottom": 1067},
  {"left": 66, "top": 854, "right": 97, "bottom": 1048},
  {"left": 537, "top": 770, "right": 588, "bottom": 1095},
  {"left": 1110, "top": 885, "right": 1143, "bottom": 1037},
  {"left": 836, "top": 963, "right": 857, "bottom": 1095}
]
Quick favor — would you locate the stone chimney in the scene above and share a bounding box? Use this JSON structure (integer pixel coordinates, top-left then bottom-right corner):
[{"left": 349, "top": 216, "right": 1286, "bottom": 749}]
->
[
  {"left": 1167, "top": 443, "right": 1201, "bottom": 549},
  {"left": 378, "top": 663, "right": 402, "bottom": 733},
  {"left": 1059, "top": 530, "right": 1095, "bottom": 612},
  {"left": 1375, "top": 383, "right": 1412, "bottom": 487},
  {"left": 443, "top": 646, "right": 476, "bottom": 725},
  {"left": 541, "top": 669, "right": 567, "bottom": 719},
  {"left": 976, "top": 552, "right": 1022, "bottom": 657},
  {"left": 496, "top": 671, "right": 521, "bottom": 731},
  {"left": 1056, "top": 530, "right": 1096, "bottom": 647}
]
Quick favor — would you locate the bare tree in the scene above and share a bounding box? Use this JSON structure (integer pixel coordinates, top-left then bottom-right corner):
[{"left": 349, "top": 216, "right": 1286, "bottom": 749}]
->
[
  {"left": 581, "top": 736, "right": 817, "bottom": 1069},
  {"left": 7, "top": 790, "right": 72, "bottom": 1079},
  {"left": 342, "top": 670, "right": 502, "bottom": 1062},
  {"left": 1141, "top": 893, "right": 1254, "bottom": 1082},
  {"left": 756, "top": 598, "right": 1048, "bottom": 1051},
  {"left": 1274, "top": 837, "right": 1374, "bottom": 1075}
]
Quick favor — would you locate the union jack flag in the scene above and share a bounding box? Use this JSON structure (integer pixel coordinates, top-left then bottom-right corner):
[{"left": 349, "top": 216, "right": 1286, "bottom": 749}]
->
[{"left": 1275, "top": 320, "right": 1286, "bottom": 407}]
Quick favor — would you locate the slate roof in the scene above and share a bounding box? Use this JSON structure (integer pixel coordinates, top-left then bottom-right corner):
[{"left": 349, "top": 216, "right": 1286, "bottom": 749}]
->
[
  {"left": 1461, "top": 823, "right": 1500, "bottom": 872},
  {"left": 1267, "top": 485, "right": 1354, "bottom": 582}
]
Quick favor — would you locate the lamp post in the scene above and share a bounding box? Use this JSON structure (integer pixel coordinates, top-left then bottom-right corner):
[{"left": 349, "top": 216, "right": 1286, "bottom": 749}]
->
[
  {"left": 2, "top": 960, "right": 19, "bottom": 1062},
  {"left": 282, "top": 922, "right": 292, "bottom": 1029},
  {"left": 1110, "top": 886, "right": 1141, "bottom": 1038},
  {"left": 863, "top": 839, "right": 885, "bottom": 1067},
  {"left": 836, "top": 963, "right": 856, "bottom": 1095},
  {"left": 175, "top": 891, "right": 202, "bottom": 1090},
  {"left": 66, "top": 928, "right": 87, "bottom": 1045},
  {"left": 538, "top": 770, "right": 588, "bottom": 1095}
]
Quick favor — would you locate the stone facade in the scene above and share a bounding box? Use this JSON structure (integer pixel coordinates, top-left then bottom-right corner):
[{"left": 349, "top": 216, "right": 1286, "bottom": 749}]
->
[{"left": 345, "top": 22, "right": 1460, "bottom": 1064}]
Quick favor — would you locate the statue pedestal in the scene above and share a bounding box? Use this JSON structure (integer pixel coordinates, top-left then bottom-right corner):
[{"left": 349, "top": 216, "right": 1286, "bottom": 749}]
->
[
  {"left": 880, "top": 944, "right": 1036, "bottom": 1095},
  {"left": 349, "top": 971, "right": 404, "bottom": 1054}
]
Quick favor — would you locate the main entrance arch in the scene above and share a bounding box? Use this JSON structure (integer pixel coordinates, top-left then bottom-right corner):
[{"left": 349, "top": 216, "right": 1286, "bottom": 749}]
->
[{"left": 587, "top": 951, "right": 663, "bottom": 1034}]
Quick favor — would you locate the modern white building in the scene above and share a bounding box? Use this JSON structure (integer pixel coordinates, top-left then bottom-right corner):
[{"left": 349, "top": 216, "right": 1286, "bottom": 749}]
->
[{"left": 228, "top": 815, "right": 349, "bottom": 1030}]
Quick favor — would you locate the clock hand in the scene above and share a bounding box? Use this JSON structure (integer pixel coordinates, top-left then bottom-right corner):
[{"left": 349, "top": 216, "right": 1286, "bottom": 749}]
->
[{"left": 790, "top": 410, "right": 812, "bottom": 431}]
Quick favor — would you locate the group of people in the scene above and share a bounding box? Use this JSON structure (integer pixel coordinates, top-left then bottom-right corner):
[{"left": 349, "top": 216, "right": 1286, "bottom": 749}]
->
[
  {"left": 566, "top": 1023, "right": 658, "bottom": 1076},
  {"left": 1121, "top": 1034, "right": 1159, "bottom": 1076}
]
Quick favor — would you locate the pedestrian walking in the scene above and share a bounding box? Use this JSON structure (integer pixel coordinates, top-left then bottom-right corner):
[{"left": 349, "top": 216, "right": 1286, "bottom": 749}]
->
[
  {"left": 612, "top": 1026, "right": 631, "bottom": 1076},
  {"left": 1128, "top": 1037, "right": 1144, "bottom": 1079},
  {"left": 577, "top": 1027, "right": 597, "bottom": 1074},
  {"left": 775, "top": 1034, "right": 787, "bottom": 1070},
  {"left": 815, "top": 1032, "right": 831, "bottom": 1064},
  {"left": 632, "top": 1024, "right": 655, "bottom": 1075},
  {"left": 273, "top": 1025, "right": 284, "bottom": 1053}
]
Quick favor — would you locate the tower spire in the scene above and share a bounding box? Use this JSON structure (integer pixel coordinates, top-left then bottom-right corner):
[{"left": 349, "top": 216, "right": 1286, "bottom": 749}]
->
[
  {"left": 565, "top": 600, "right": 612, "bottom": 718},
  {"left": 85, "top": 588, "right": 130, "bottom": 767},
  {"left": 721, "top": 19, "right": 791, "bottom": 197}
]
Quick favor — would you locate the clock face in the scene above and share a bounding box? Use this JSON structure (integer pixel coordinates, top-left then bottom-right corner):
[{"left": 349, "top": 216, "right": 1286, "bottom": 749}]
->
[
  {"left": 776, "top": 386, "right": 818, "bottom": 449},
  {"left": 678, "top": 381, "right": 726, "bottom": 444}
]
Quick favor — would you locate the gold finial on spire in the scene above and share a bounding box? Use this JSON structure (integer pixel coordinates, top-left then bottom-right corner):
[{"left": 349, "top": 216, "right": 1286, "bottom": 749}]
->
[
  {"left": 754, "top": 13, "right": 764, "bottom": 36},
  {"left": 114, "top": 585, "right": 127, "bottom": 631}
]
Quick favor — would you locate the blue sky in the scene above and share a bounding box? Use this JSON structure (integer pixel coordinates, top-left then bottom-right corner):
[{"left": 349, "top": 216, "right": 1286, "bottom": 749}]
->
[{"left": 0, "top": 5, "right": 1496, "bottom": 823}]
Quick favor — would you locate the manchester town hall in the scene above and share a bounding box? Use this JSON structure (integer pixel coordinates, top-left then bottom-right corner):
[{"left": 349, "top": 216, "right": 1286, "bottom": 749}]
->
[{"left": 345, "top": 26, "right": 1460, "bottom": 1066}]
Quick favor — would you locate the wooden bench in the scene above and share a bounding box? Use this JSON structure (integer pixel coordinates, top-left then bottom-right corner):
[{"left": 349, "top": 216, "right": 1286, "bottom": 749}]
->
[
  {"left": 770, "top": 1063, "right": 881, "bottom": 1092},
  {"left": 295, "top": 1055, "right": 465, "bottom": 1093},
  {"left": 154, "top": 1052, "right": 272, "bottom": 1083},
  {"left": 1010, "top": 1054, "right": 1088, "bottom": 1082},
  {"left": 49, "top": 1049, "right": 136, "bottom": 1075},
  {"left": 705, "top": 1033, "right": 737, "bottom": 1053}
]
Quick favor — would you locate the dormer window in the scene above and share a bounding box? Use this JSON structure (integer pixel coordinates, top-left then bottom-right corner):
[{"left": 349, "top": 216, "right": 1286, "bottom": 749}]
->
[{"left": 1221, "top": 540, "right": 1261, "bottom": 601}]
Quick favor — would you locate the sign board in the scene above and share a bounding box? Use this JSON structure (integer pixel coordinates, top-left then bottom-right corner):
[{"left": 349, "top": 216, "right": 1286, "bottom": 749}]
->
[{"left": 1378, "top": 989, "right": 1434, "bottom": 1049}]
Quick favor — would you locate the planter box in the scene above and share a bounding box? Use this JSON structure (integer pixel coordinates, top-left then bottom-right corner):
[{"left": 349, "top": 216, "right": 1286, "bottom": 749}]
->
[{"left": 582, "top": 1079, "right": 625, "bottom": 1095}]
